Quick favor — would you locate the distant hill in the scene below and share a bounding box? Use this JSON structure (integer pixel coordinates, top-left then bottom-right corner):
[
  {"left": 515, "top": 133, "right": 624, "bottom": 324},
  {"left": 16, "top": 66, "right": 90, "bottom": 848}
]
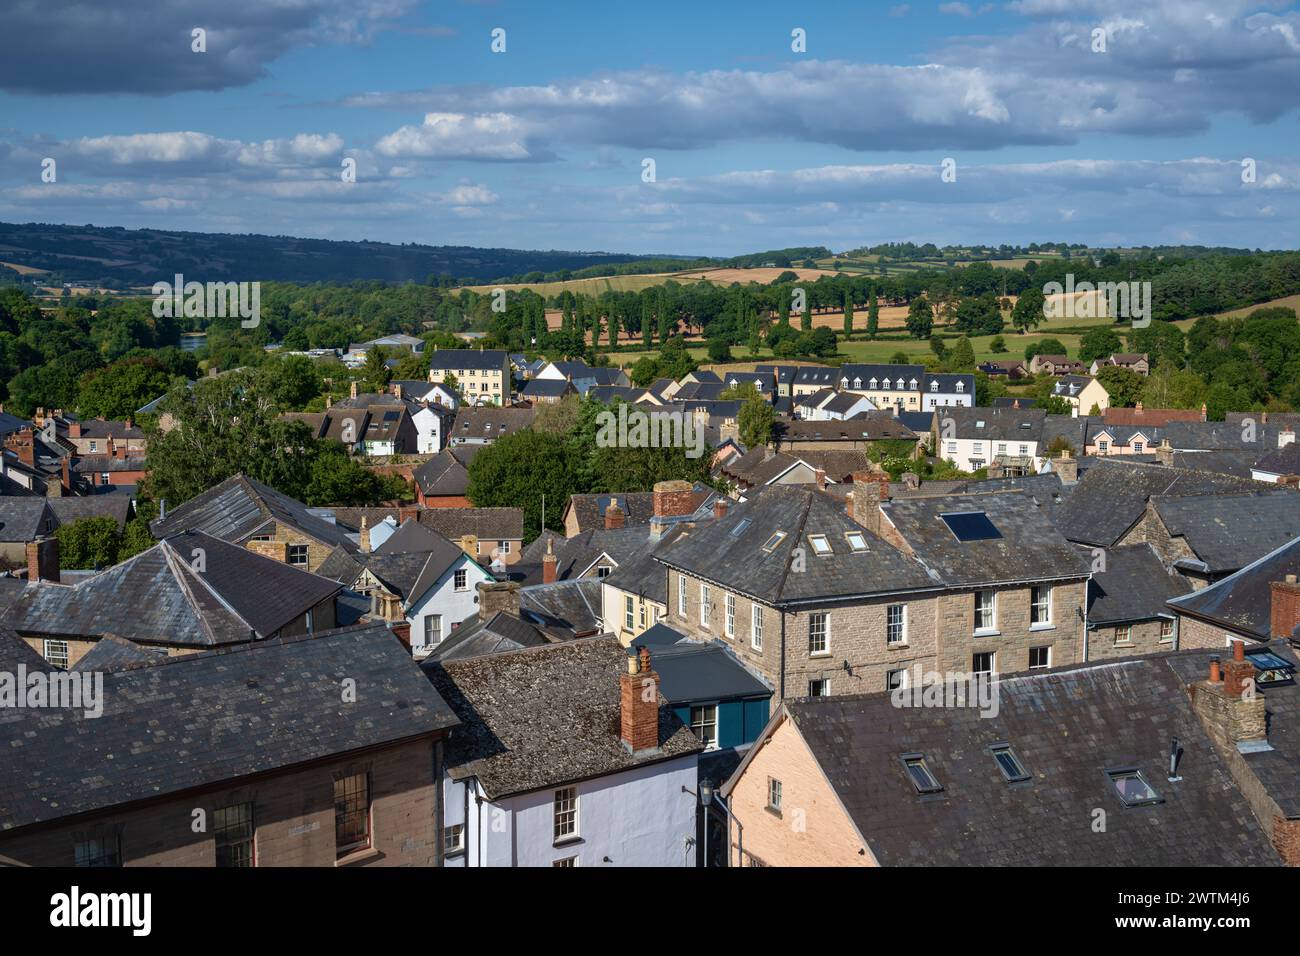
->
[{"left": 0, "top": 220, "right": 671, "bottom": 288}]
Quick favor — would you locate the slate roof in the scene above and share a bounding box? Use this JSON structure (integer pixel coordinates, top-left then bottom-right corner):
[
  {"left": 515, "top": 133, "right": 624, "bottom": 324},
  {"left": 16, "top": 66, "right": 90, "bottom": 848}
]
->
[
  {"left": 761, "top": 657, "right": 1281, "bottom": 866},
  {"left": 420, "top": 507, "right": 523, "bottom": 542},
  {"left": 1151, "top": 490, "right": 1300, "bottom": 574},
  {"left": 76, "top": 418, "right": 146, "bottom": 440},
  {"left": 1052, "top": 459, "right": 1266, "bottom": 548},
  {"left": 940, "top": 406, "right": 1045, "bottom": 442},
  {"left": 1169, "top": 537, "right": 1300, "bottom": 641},
  {"left": 1086, "top": 543, "right": 1192, "bottom": 625},
  {"left": 673, "top": 381, "right": 727, "bottom": 402},
  {"left": 0, "top": 624, "right": 47, "bottom": 672},
  {"left": 0, "top": 623, "right": 456, "bottom": 833},
  {"left": 882, "top": 491, "right": 1091, "bottom": 587},
  {"left": 564, "top": 491, "right": 657, "bottom": 532},
  {"left": 922, "top": 373, "right": 975, "bottom": 395},
  {"left": 47, "top": 495, "right": 133, "bottom": 530},
  {"left": 2, "top": 532, "right": 341, "bottom": 647},
  {"left": 1165, "top": 643, "right": 1300, "bottom": 819},
  {"left": 423, "top": 636, "right": 701, "bottom": 800},
  {"left": 659, "top": 485, "right": 937, "bottom": 605},
  {"left": 1253, "top": 440, "right": 1300, "bottom": 476},
  {"left": 450, "top": 406, "right": 535, "bottom": 442},
  {"left": 1105, "top": 406, "right": 1203, "bottom": 427},
  {"left": 427, "top": 348, "right": 509, "bottom": 371},
  {"left": 1161, "top": 421, "right": 1294, "bottom": 452},
  {"left": 373, "top": 517, "right": 456, "bottom": 555},
  {"left": 150, "top": 473, "right": 357, "bottom": 552},
  {"left": 71, "top": 635, "right": 166, "bottom": 672},
  {"left": 359, "top": 545, "right": 465, "bottom": 606},
  {"left": 0, "top": 498, "right": 50, "bottom": 542},
  {"left": 424, "top": 610, "right": 560, "bottom": 662},
  {"left": 774, "top": 414, "right": 917, "bottom": 444},
  {"left": 413, "top": 446, "right": 479, "bottom": 496},
  {"left": 1166, "top": 449, "right": 1261, "bottom": 479},
  {"left": 518, "top": 579, "right": 604, "bottom": 636},
  {"left": 521, "top": 378, "right": 574, "bottom": 399}
]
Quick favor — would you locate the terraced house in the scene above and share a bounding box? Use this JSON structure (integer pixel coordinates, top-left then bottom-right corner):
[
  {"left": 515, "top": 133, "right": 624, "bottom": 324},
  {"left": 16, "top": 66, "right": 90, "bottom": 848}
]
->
[
  {"left": 426, "top": 348, "right": 511, "bottom": 406},
  {"left": 655, "top": 479, "right": 1090, "bottom": 701}
]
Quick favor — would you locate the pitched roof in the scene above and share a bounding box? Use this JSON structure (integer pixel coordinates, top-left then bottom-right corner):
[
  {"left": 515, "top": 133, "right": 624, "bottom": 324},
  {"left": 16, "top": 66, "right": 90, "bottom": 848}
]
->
[
  {"left": 941, "top": 406, "right": 1046, "bottom": 442},
  {"left": 373, "top": 517, "right": 456, "bottom": 555},
  {"left": 774, "top": 414, "right": 917, "bottom": 444},
  {"left": 1253, "top": 440, "right": 1300, "bottom": 476},
  {"left": 1086, "top": 543, "right": 1192, "bottom": 624},
  {"left": 2, "top": 532, "right": 342, "bottom": 646},
  {"left": 762, "top": 657, "right": 1281, "bottom": 866},
  {"left": 424, "top": 610, "right": 561, "bottom": 662},
  {"left": 70, "top": 635, "right": 167, "bottom": 672},
  {"left": 882, "top": 491, "right": 1091, "bottom": 587},
  {"left": 1169, "top": 536, "right": 1300, "bottom": 641},
  {"left": 423, "top": 636, "right": 701, "bottom": 800},
  {"left": 0, "top": 498, "right": 50, "bottom": 542},
  {"left": 629, "top": 627, "right": 772, "bottom": 703},
  {"left": 1052, "top": 459, "right": 1266, "bottom": 547},
  {"left": 0, "top": 624, "right": 456, "bottom": 833},
  {"left": 1151, "top": 490, "right": 1300, "bottom": 574},
  {"left": 47, "top": 495, "right": 133, "bottom": 530},
  {"left": 419, "top": 506, "right": 523, "bottom": 542},
  {"left": 450, "top": 406, "right": 536, "bottom": 442},
  {"left": 1104, "top": 406, "right": 1203, "bottom": 427},
  {"left": 427, "top": 348, "right": 509, "bottom": 371},
  {"left": 413, "top": 446, "right": 478, "bottom": 496},
  {"left": 518, "top": 579, "right": 604, "bottom": 636},
  {"left": 659, "top": 485, "right": 936, "bottom": 605},
  {"left": 150, "top": 473, "right": 357, "bottom": 552}
]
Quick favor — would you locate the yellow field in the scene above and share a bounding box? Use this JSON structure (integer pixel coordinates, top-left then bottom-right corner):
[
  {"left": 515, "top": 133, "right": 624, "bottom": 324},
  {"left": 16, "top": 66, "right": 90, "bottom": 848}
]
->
[
  {"left": 0, "top": 261, "right": 48, "bottom": 275},
  {"left": 465, "top": 265, "right": 839, "bottom": 297}
]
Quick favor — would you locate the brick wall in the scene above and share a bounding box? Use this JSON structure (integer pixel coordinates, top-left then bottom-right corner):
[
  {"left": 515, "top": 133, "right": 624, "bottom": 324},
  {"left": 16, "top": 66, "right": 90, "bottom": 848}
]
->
[
  {"left": 1176, "top": 615, "right": 1237, "bottom": 650},
  {"left": 0, "top": 737, "right": 443, "bottom": 867}
]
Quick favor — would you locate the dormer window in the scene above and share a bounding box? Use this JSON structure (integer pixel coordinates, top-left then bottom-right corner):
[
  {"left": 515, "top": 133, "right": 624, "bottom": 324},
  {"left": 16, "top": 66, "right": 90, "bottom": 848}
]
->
[
  {"left": 930, "top": 381, "right": 939, "bottom": 392},
  {"left": 853, "top": 377, "right": 861, "bottom": 388},
  {"left": 955, "top": 381, "right": 964, "bottom": 392},
  {"left": 909, "top": 379, "right": 917, "bottom": 390},
  {"left": 869, "top": 378, "right": 877, "bottom": 389},
  {"left": 883, "top": 379, "right": 892, "bottom": 389},
  {"left": 841, "top": 377, "right": 849, "bottom": 388}
]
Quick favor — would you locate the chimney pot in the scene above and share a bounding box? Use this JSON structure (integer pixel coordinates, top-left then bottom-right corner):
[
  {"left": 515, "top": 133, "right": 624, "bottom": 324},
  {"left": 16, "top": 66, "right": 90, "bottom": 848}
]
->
[
  {"left": 1209, "top": 657, "right": 1221, "bottom": 683},
  {"left": 713, "top": 498, "right": 729, "bottom": 519},
  {"left": 604, "top": 499, "right": 625, "bottom": 530}
]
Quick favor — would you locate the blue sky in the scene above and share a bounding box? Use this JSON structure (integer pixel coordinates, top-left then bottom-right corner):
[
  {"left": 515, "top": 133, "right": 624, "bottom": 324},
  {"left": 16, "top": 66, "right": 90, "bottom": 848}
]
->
[{"left": 2, "top": 0, "right": 1299, "bottom": 256}]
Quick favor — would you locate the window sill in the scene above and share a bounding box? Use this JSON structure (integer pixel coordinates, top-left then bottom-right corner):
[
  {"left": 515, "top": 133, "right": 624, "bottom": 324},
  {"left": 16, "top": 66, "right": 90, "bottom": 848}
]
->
[
  {"left": 1029, "top": 623, "right": 1055, "bottom": 632},
  {"left": 809, "top": 651, "right": 832, "bottom": 659},
  {"left": 335, "top": 846, "right": 380, "bottom": 867},
  {"left": 973, "top": 629, "right": 1000, "bottom": 638},
  {"left": 552, "top": 836, "right": 584, "bottom": 849},
  {"left": 765, "top": 806, "right": 783, "bottom": 820},
  {"left": 887, "top": 641, "right": 908, "bottom": 650}
]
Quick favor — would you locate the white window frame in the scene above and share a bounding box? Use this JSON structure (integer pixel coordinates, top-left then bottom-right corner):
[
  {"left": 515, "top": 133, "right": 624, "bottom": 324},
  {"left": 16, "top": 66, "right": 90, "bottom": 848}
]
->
[
  {"left": 809, "top": 612, "right": 830, "bottom": 656},
  {"left": 751, "top": 604, "right": 763, "bottom": 651},
  {"left": 1029, "top": 645, "right": 1051, "bottom": 670},
  {"left": 886, "top": 604, "right": 906, "bottom": 646},
  {"left": 767, "top": 777, "right": 782, "bottom": 812},
  {"left": 690, "top": 704, "right": 719, "bottom": 750},
  {"left": 553, "top": 787, "right": 579, "bottom": 844},
  {"left": 725, "top": 593, "right": 736, "bottom": 637},
  {"left": 700, "top": 584, "right": 712, "bottom": 628},
  {"left": 1030, "top": 586, "right": 1052, "bottom": 628},
  {"left": 974, "top": 590, "right": 997, "bottom": 634},
  {"left": 1159, "top": 619, "right": 1175, "bottom": 644},
  {"left": 454, "top": 568, "right": 468, "bottom": 591},
  {"left": 808, "top": 679, "right": 830, "bottom": 697},
  {"left": 624, "top": 595, "right": 635, "bottom": 631},
  {"left": 44, "top": 639, "right": 69, "bottom": 669},
  {"left": 1115, "top": 624, "right": 1132, "bottom": 645},
  {"left": 425, "top": 614, "right": 443, "bottom": 646},
  {"left": 678, "top": 575, "right": 687, "bottom": 617}
]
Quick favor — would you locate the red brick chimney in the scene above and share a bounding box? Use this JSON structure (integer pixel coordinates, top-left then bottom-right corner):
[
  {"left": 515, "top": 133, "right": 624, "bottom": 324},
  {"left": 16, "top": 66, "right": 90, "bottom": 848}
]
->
[
  {"left": 713, "top": 497, "right": 729, "bottom": 519},
  {"left": 26, "top": 537, "right": 59, "bottom": 583},
  {"left": 814, "top": 468, "right": 826, "bottom": 490},
  {"left": 6, "top": 428, "right": 35, "bottom": 469},
  {"left": 1223, "top": 639, "right": 1254, "bottom": 700},
  {"left": 67, "top": 420, "right": 81, "bottom": 439},
  {"left": 653, "top": 479, "right": 697, "bottom": 518},
  {"left": 620, "top": 645, "right": 661, "bottom": 753},
  {"left": 1271, "top": 574, "right": 1300, "bottom": 641},
  {"left": 542, "top": 537, "right": 557, "bottom": 584},
  {"left": 604, "top": 498, "right": 625, "bottom": 530}
]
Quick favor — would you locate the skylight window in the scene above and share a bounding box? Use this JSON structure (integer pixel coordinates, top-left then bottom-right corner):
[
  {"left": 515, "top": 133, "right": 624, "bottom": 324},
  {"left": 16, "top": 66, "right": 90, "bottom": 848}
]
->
[
  {"left": 939, "top": 512, "right": 1003, "bottom": 542},
  {"left": 808, "top": 534, "right": 832, "bottom": 556},
  {"left": 990, "top": 745, "right": 1030, "bottom": 783},
  {"left": 901, "top": 754, "right": 943, "bottom": 794},
  {"left": 761, "top": 531, "right": 787, "bottom": 553},
  {"left": 845, "top": 531, "right": 868, "bottom": 552},
  {"left": 730, "top": 518, "right": 752, "bottom": 538},
  {"left": 1247, "top": 651, "right": 1296, "bottom": 685},
  {"left": 1107, "top": 769, "right": 1163, "bottom": 807}
]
